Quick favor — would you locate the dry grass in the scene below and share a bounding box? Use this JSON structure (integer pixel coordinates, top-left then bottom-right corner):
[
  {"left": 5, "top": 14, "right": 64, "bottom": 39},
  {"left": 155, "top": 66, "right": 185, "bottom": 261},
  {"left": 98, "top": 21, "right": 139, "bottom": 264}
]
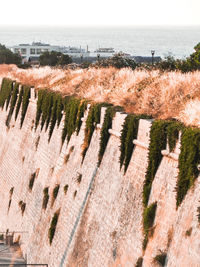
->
[{"left": 1, "top": 64, "right": 200, "bottom": 127}]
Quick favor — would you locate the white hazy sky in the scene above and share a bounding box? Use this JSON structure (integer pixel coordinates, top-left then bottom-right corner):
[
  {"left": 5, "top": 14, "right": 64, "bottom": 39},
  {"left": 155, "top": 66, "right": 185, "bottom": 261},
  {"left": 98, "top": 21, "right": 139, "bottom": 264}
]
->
[{"left": 0, "top": 0, "right": 199, "bottom": 26}]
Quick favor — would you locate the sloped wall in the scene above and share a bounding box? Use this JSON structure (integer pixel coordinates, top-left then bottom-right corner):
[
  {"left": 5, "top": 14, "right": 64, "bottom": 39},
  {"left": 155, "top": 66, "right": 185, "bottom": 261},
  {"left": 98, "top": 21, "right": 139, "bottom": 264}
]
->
[{"left": 0, "top": 86, "right": 199, "bottom": 267}]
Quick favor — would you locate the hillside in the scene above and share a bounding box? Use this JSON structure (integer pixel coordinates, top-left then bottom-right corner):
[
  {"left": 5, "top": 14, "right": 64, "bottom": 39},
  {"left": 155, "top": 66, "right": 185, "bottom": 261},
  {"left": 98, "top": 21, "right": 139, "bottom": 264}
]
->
[{"left": 0, "top": 64, "right": 200, "bottom": 127}]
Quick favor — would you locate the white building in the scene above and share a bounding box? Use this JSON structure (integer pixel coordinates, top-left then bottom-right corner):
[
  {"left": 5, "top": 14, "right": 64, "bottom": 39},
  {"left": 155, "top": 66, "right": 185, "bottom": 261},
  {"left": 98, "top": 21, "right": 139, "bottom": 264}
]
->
[{"left": 10, "top": 42, "right": 90, "bottom": 62}]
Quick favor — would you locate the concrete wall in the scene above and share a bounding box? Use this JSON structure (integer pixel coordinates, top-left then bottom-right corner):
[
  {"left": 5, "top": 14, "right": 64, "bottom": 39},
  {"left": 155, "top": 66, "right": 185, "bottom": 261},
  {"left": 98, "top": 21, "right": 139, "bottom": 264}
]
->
[{"left": 0, "top": 86, "right": 199, "bottom": 267}]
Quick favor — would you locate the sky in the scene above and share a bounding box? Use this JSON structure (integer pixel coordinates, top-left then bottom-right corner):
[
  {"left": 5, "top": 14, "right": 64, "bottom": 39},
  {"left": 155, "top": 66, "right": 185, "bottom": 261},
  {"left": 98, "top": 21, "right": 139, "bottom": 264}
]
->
[{"left": 0, "top": 0, "right": 199, "bottom": 26}]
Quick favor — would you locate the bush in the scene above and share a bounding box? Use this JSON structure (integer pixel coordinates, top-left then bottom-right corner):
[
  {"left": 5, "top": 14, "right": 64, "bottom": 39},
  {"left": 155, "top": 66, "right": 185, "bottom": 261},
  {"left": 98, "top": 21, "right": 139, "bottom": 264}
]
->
[
  {"left": 82, "top": 103, "right": 108, "bottom": 161},
  {"left": 62, "top": 97, "right": 80, "bottom": 144},
  {"left": 9, "top": 187, "right": 14, "bottom": 196},
  {"left": 29, "top": 172, "right": 36, "bottom": 191},
  {"left": 15, "top": 87, "right": 23, "bottom": 120},
  {"left": 94, "top": 53, "right": 137, "bottom": 70},
  {"left": 77, "top": 174, "right": 82, "bottom": 184},
  {"left": 135, "top": 257, "right": 143, "bottom": 267},
  {"left": 20, "top": 85, "right": 31, "bottom": 127},
  {"left": 48, "top": 211, "right": 59, "bottom": 245},
  {"left": 98, "top": 105, "right": 123, "bottom": 166},
  {"left": 177, "top": 128, "right": 200, "bottom": 206},
  {"left": 143, "top": 121, "right": 169, "bottom": 207},
  {"left": 197, "top": 207, "right": 200, "bottom": 223},
  {"left": 0, "top": 78, "right": 13, "bottom": 110},
  {"left": 120, "top": 114, "right": 151, "bottom": 173},
  {"left": 167, "top": 121, "right": 183, "bottom": 152},
  {"left": 0, "top": 44, "right": 21, "bottom": 65},
  {"left": 52, "top": 184, "right": 60, "bottom": 204},
  {"left": 76, "top": 100, "right": 88, "bottom": 135},
  {"left": 143, "top": 202, "right": 157, "bottom": 250},
  {"left": 64, "top": 184, "right": 69, "bottom": 194},
  {"left": 39, "top": 51, "right": 72, "bottom": 66},
  {"left": 154, "top": 252, "right": 167, "bottom": 266},
  {"left": 185, "top": 227, "right": 192, "bottom": 237},
  {"left": 18, "top": 201, "right": 26, "bottom": 215},
  {"left": 42, "top": 187, "right": 49, "bottom": 210},
  {"left": 6, "top": 82, "right": 19, "bottom": 127}
]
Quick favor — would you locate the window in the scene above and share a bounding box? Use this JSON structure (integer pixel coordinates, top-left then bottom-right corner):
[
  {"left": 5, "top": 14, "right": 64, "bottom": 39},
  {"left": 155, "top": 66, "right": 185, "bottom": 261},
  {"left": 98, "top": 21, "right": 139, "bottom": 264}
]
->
[
  {"left": 30, "top": 48, "right": 35, "bottom": 55},
  {"left": 21, "top": 48, "right": 27, "bottom": 54},
  {"left": 14, "top": 48, "right": 19, "bottom": 53},
  {"left": 36, "top": 49, "right": 41, "bottom": 55}
]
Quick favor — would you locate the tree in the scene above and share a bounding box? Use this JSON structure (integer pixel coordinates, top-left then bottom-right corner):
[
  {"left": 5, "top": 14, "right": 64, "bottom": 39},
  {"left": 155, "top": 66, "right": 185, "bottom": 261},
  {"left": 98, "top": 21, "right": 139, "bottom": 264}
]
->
[
  {"left": 156, "top": 56, "right": 177, "bottom": 71},
  {"left": 0, "top": 44, "right": 21, "bottom": 65},
  {"left": 39, "top": 51, "right": 72, "bottom": 66},
  {"left": 57, "top": 54, "right": 72, "bottom": 66},
  {"left": 94, "top": 53, "right": 137, "bottom": 70}
]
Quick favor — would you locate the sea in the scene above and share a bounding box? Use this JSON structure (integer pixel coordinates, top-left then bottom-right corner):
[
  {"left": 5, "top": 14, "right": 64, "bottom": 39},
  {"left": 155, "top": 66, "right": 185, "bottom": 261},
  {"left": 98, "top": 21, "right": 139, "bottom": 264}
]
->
[{"left": 0, "top": 26, "right": 200, "bottom": 59}]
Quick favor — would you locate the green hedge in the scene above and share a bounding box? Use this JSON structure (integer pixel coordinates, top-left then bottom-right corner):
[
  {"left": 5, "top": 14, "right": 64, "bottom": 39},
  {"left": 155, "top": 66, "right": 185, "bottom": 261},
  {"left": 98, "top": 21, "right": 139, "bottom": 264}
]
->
[
  {"left": 0, "top": 78, "right": 13, "bottom": 110},
  {"left": 82, "top": 103, "right": 110, "bottom": 161},
  {"left": 98, "top": 105, "right": 123, "bottom": 166},
  {"left": 29, "top": 172, "right": 36, "bottom": 191},
  {"left": 176, "top": 127, "right": 200, "bottom": 206},
  {"left": 154, "top": 252, "right": 167, "bottom": 266},
  {"left": 135, "top": 257, "right": 143, "bottom": 267},
  {"left": 167, "top": 121, "right": 183, "bottom": 152},
  {"left": 76, "top": 100, "right": 88, "bottom": 135},
  {"left": 42, "top": 187, "right": 49, "bottom": 210},
  {"left": 15, "top": 87, "right": 23, "bottom": 120},
  {"left": 48, "top": 211, "right": 59, "bottom": 245},
  {"left": 6, "top": 82, "right": 19, "bottom": 127},
  {"left": 143, "top": 121, "right": 169, "bottom": 207},
  {"left": 120, "top": 114, "right": 151, "bottom": 174},
  {"left": 20, "top": 85, "right": 31, "bottom": 127},
  {"left": 143, "top": 202, "right": 157, "bottom": 250}
]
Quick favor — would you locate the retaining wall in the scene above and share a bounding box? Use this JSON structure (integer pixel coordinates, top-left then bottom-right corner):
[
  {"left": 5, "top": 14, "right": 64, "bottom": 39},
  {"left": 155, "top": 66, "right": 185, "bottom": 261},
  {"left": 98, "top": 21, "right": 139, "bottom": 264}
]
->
[{"left": 0, "top": 86, "right": 199, "bottom": 267}]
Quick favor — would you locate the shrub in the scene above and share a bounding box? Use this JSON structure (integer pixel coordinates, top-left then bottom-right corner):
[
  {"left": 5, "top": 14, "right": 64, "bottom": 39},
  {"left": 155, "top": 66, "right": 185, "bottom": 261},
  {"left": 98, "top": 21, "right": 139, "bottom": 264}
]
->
[
  {"left": 76, "top": 100, "right": 88, "bottom": 135},
  {"left": 73, "top": 190, "right": 77, "bottom": 198},
  {"left": 19, "top": 201, "right": 26, "bottom": 215},
  {"left": 64, "top": 184, "right": 69, "bottom": 194},
  {"left": 177, "top": 128, "right": 200, "bottom": 206},
  {"left": 82, "top": 103, "right": 108, "bottom": 161},
  {"left": 64, "top": 154, "right": 70, "bottom": 164},
  {"left": 77, "top": 174, "right": 82, "bottom": 184},
  {"left": 61, "top": 98, "right": 80, "bottom": 144},
  {"left": 41, "top": 91, "right": 54, "bottom": 131},
  {"left": 6, "top": 82, "right": 19, "bottom": 127},
  {"left": 8, "top": 199, "right": 12, "bottom": 212},
  {"left": 167, "top": 121, "right": 183, "bottom": 152},
  {"left": 143, "top": 202, "right": 157, "bottom": 250},
  {"left": 0, "top": 78, "right": 13, "bottom": 110},
  {"left": 20, "top": 85, "right": 31, "bottom": 127},
  {"left": 154, "top": 252, "right": 167, "bottom": 266},
  {"left": 48, "top": 93, "right": 58, "bottom": 141},
  {"left": 197, "top": 207, "right": 200, "bottom": 223},
  {"left": 9, "top": 187, "right": 14, "bottom": 196},
  {"left": 185, "top": 227, "right": 192, "bottom": 237},
  {"left": 21, "top": 202, "right": 26, "bottom": 215},
  {"left": 143, "top": 121, "right": 169, "bottom": 207},
  {"left": 42, "top": 187, "right": 49, "bottom": 210},
  {"left": 15, "top": 87, "right": 23, "bottom": 120},
  {"left": 135, "top": 257, "right": 143, "bottom": 267},
  {"left": 0, "top": 44, "right": 21, "bottom": 65},
  {"left": 29, "top": 172, "right": 36, "bottom": 191},
  {"left": 48, "top": 211, "right": 60, "bottom": 245},
  {"left": 52, "top": 184, "right": 60, "bottom": 203},
  {"left": 120, "top": 114, "right": 151, "bottom": 173},
  {"left": 98, "top": 105, "right": 123, "bottom": 166},
  {"left": 35, "top": 89, "right": 46, "bottom": 129}
]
